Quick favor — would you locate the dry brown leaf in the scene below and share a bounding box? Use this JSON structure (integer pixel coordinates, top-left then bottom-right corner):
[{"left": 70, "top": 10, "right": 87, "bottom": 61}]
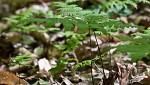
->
[
  {"left": 0, "top": 71, "right": 27, "bottom": 85},
  {"left": 140, "top": 78, "right": 150, "bottom": 85}
]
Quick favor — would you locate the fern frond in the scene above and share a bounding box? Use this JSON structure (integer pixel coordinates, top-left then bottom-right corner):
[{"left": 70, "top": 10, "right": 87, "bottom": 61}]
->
[
  {"left": 136, "top": 0, "right": 150, "bottom": 4},
  {"left": 53, "top": 2, "right": 77, "bottom": 8},
  {"left": 116, "top": 35, "right": 150, "bottom": 61},
  {"left": 55, "top": 33, "right": 87, "bottom": 53},
  {"left": 104, "top": 0, "right": 150, "bottom": 11},
  {"left": 65, "top": 0, "right": 86, "bottom": 3},
  {"left": 73, "top": 60, "right": 92, "bottom": 73},
  {"left": 50, "top": 57, "right": 76, "bottom": 76},
  {"left": 117, "top": 43, "right": 150, "bottom": 61},
  {"left": 73, "top": 54, "right": 105, "bottom": 73},
  {"left": 11, "top": 2, "right": 133, "bottom": 33},
  {"left": 57, "top": 7, "right": 82, "bottom": 12},
  {"left": 53, "top": 2, "right": 92, "bottom": 16}
]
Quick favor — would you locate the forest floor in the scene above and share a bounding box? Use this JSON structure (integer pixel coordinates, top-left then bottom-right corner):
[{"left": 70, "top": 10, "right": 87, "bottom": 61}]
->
[{"left": 0, "top": 0, "right": 150, "bottom": 85}]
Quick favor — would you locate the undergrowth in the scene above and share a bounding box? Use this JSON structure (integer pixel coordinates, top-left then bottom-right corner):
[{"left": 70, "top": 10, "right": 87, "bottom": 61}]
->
[{"left": 6, "top": 0, "right": 150, "bottom": 84}]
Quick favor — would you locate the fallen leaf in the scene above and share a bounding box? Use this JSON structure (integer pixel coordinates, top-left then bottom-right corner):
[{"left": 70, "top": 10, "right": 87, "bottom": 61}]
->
[
  {"left": 140, "top": 78, "right": 150, "bottom": 85},
  {"left": 0, "top": 71, "right": 27, "bottom": 85}
]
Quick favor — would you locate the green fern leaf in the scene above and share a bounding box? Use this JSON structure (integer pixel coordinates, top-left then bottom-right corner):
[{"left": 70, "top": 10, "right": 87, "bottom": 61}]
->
[{"left": 117, "top": 35, "right": 150, "bottom": 61}]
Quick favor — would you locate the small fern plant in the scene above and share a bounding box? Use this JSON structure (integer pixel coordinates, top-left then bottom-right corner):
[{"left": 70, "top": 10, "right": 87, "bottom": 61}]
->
[
  {"left": 10, "top": 1, "right": 150, "bottom": 73},
  {"left": 12, "top": 2, "right": 131, "bottom": 33},
  {"left": 10, "top": 2, "right": 133, "bottom": 74},
  {"left": 10, "top": 2, "right": 132, "bottom": 59}
]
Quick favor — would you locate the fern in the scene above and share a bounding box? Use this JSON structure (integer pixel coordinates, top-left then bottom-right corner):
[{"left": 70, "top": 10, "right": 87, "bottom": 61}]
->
[
  {"left": 10, "top": 2, "right": 134, "bottom": 58},
  {"left": 101, "top": 0, "right": 150, "bottom": 17},
  {"left": 53, "top": 2, "right": 92, "bottom": 16},
  {"left": 12, "top": 2, "right": 150, "bottom": 62},
  {"left": 135, "top": 27, "right": 150, "bottom": 36},
  {"left": 104, "top": 0, "right": 150, "bottom": 10},
  {"left": 73, "top": 60, "right": 92, "bottom": 73},
  {"left": 73, "top": 54, "right": 105, "bottom": 73},
  {"left": 116, "top": 33, "right": 150, "bottom": 61},
  {"left": 12, "top": 2, "right": 131, "bottom": 34},
  {"left": 10, "top": 54, "right": 31, "bottom": 66},
  {"left": 65, "top": 0, "right": 86, "bottom": 3},
  {"left": 50, "top": 57, "right": 76, "bottom": 77},
  {"left": 55, "top": 33, "right": 87, "bottom": 53},
  {"left": 136, "top": 0, "right": 150, "bottom": 4},
  {"left": 7, "top": 7, "right": 53, "bottom": 32}
]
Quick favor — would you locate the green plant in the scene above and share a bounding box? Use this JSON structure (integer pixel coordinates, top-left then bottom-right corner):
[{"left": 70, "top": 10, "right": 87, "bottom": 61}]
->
[
  {"left": 33, "top": 78, "right": 51, "bottom": 85},
  {"left": 10, "top": 54, "right": 31, "bottom": 66},
  {"left": 10, "top": 1, "right": 150, "bottom": 80},
  {"left": 73, "top": 54, "right": 105, "bottom": 73},
  {"left": 11, "top": 2, "right": 131, "bottom": 33},
  {"left": 50, "top": 57, "right": 76, "bottom": 78},
  {"left": 65, "top": 0, "right": 86, "bottom": 3},
  {"left": 88, "top": 0, "right": 150, "bottom": 17},
  {"left": 116, "top": 27, "right": 150, "bottom": 61},
  {"left": 5, "top": 7, "right": 53, "bottom": 32},
  {"left": 11, "top": 2, "right": 131, "bottom": 55},
  {"left": 7, "top": 1, "right": 135, "bottom": 66},
  {"left": 104, "top": 0, "right": 150, "bottom": 10},
  {"left": 55, "top": 32, "right": 87, "bottom": 53},
  {"left": 6, "top": 1, "right": 150, "bottom": 85}
]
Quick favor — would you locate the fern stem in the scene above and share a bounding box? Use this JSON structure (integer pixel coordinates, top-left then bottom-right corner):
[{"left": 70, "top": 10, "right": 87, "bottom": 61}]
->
[
  {"left": 89, "top": 28, "right": 95, "bottom": 85},
  {"left": 108, "top": 34, "right": 112, "bottom": 71},
  {"left": 93, "top": 31, "right": 106, "bottom": 80}
]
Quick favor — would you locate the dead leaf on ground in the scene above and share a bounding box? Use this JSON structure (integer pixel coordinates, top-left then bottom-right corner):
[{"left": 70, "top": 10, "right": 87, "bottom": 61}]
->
[{"left": 0, "top": 71, "right": 27, "bottom": 85}]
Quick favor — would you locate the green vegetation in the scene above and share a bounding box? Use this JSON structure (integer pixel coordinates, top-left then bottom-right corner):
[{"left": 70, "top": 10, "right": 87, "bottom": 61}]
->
[
  {"left": 10, "top": 1, "right": 149, "bottom": 61},
  {"left": 1, "top": 0, "right": 150, "bottom": 84}
]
